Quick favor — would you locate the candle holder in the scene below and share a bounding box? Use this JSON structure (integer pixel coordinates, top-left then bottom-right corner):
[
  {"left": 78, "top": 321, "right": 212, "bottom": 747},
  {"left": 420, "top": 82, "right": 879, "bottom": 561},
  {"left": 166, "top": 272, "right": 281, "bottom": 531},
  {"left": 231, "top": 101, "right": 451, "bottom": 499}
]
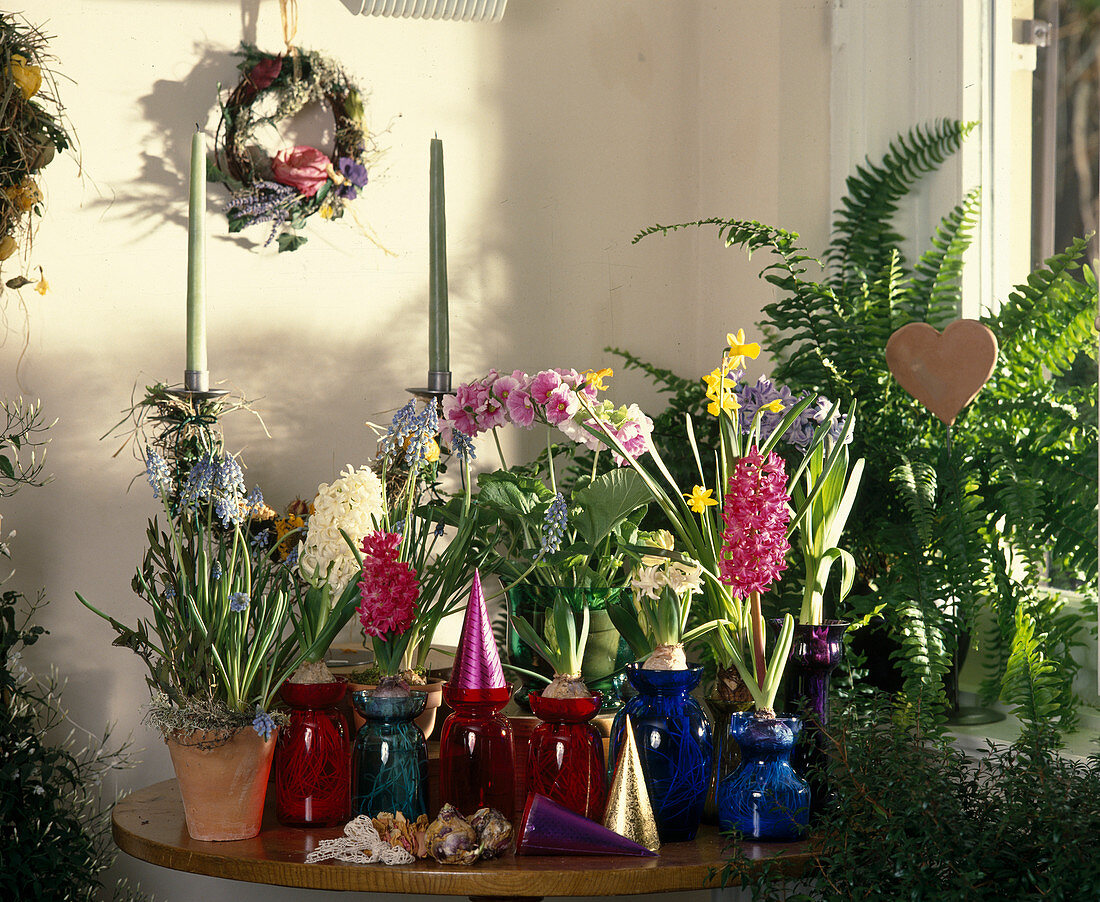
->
[
  {"left": 406, "top": 369, "right": 453, "bottom": 404},
  {"left": 166, "top": 370, "right": 229, "bottom": 403}
]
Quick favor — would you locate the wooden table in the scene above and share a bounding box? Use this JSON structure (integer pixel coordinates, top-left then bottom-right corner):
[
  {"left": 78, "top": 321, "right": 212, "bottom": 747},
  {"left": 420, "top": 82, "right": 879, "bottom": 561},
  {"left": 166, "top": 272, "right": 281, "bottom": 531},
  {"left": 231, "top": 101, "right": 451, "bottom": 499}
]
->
[{"left": 113, "top": 780, "right": 810, "bottom": 899}]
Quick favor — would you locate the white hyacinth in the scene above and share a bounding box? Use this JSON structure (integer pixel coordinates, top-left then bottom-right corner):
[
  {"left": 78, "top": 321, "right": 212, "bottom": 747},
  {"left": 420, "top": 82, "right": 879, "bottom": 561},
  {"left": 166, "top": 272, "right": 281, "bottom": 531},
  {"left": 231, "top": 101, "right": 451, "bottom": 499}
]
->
[{"left": 299, "top": 464, "right": 386, "bottom": 593}]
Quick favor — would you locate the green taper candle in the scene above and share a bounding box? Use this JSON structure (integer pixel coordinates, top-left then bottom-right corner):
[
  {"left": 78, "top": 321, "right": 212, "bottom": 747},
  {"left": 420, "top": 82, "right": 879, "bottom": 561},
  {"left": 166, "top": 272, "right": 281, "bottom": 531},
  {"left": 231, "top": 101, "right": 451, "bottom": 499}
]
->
[
  {"left": 186, "top": 129, "right": 207, "bottom": 374},
  {"left": 428, "top": 137, "right": 449, "bottom": 374}
]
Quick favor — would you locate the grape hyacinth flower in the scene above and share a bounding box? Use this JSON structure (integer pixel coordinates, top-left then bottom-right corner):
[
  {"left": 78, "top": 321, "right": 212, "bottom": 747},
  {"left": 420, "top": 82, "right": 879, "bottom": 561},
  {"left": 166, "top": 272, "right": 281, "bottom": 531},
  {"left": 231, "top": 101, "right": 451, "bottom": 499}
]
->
[
  {"left": 539, "top": 493, "right": 569, "bottom": 557},
  {"left": 145, "top": 449, "right": 172, "bottom": 498},
  {"left": 252, "top": 706, "right": 277, "bottom": 741},
  {"left": 229, "top": 592, "right": 249, "bottom": 613}
]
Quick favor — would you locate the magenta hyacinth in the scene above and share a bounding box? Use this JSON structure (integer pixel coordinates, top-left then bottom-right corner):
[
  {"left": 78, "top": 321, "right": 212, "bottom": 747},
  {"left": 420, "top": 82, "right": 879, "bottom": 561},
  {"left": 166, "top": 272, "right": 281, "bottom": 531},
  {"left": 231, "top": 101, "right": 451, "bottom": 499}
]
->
[
  {"left": 720, "top": 446, "right": 791, "bottom": 596},
  {"left": 357, "top": 531, "right": 418, "bottom": 637}
]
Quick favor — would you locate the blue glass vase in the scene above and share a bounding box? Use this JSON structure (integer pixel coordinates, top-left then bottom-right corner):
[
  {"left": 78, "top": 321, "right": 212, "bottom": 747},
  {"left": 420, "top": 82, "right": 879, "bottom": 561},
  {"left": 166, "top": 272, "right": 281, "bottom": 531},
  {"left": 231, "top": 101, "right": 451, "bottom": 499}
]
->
[
  {"left": 608, "top": 664, "right": 712, "bottom": 842},
  {"left": 717, "top": 712, "right": 810, "bottom": 841},
  {"left": 350, "top": 689, "right": 428, "bottom": 819}
]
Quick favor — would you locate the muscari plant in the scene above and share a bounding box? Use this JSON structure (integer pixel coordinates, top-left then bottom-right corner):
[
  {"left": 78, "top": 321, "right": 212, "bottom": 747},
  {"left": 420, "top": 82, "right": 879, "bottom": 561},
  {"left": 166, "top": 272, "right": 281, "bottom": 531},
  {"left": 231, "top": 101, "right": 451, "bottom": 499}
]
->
[
  {"left": 78, "top": 448, "right": 304, "bottom": 738},
  {"left": 626, "top": 119, "right": 1096, "bottom": 729}
]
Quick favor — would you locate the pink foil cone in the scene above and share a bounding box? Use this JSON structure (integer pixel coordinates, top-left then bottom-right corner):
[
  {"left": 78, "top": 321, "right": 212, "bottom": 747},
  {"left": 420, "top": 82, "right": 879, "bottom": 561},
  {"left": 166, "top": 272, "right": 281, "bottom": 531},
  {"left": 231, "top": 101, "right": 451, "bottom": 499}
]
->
[
  {"left": 516, "top": 793, "right": 657, "bottom": 857},
  {"left": 449, "top": 570, "right": 506, "bottom": 690}
]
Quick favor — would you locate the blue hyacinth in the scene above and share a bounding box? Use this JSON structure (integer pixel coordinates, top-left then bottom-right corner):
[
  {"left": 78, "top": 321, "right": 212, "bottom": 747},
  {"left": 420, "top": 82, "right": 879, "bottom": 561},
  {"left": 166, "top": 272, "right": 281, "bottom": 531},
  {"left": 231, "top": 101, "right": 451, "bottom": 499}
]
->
[{"left": 252, "top": 706, "right": 277, "bottom": 741}]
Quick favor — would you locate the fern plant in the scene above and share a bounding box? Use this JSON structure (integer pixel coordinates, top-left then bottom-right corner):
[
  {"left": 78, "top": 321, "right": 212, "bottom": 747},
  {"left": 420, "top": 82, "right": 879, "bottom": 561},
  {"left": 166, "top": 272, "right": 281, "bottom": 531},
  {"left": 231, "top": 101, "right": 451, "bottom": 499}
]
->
[{"left": 629, "top": 120, "right": 1096, "bottom": 728}]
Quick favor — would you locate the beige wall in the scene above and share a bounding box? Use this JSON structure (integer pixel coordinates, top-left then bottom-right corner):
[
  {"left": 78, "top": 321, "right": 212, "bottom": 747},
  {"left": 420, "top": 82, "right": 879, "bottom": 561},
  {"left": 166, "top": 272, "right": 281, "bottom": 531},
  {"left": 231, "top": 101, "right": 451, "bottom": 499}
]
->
[{"left": 9, "top": 1, "right": 830, "bottom": 898}]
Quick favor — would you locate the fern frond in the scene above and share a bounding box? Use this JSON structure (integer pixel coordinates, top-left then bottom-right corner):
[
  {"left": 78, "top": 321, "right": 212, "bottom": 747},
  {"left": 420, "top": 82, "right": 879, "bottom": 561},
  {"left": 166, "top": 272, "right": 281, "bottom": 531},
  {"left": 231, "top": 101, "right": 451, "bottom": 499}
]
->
[
  {"left": 891, "top": 458, "right": 937, "bottom": 547},
  {"left": 826, "top": 120, "right": 976, "bottom": 297},
  {"left": 907, "top": 187, "right": 981, "bottom": 326},
  {"left": 1001, "top": 606, "right": 1064, "bottom": 754}
]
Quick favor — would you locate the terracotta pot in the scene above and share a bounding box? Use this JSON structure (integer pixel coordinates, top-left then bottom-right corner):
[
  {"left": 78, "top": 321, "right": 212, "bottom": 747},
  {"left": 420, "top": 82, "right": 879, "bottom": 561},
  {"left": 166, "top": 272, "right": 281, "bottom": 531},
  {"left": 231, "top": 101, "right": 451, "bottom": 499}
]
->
[
  {"left": 347, "top": 679, "right": 444, "bottom": 738},
  {"left": 165, "top": 726, "right": 277, "bottom": 841}
]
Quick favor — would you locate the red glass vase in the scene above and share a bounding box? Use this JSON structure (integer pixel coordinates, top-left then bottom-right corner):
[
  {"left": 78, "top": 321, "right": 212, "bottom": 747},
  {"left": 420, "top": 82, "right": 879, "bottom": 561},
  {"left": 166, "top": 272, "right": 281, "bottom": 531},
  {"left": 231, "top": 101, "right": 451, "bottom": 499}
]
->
[
  {"left": 438, "top": 684, "right": 515, "bottom": 817},
  {"left": 274, "top": 679, "right": 350, "bottom": 827},
  {"left": 526, "top": 691, "right": 607, "bottom": 820}
]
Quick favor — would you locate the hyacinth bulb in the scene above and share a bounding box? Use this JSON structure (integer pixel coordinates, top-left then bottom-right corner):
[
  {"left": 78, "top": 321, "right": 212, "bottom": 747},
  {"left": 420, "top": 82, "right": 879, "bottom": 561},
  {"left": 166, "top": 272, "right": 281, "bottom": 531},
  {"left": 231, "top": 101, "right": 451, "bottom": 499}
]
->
[
  {"left": 470, "top": 807, "right": 514, "bottom": 858},
  {"left": 425, "top": 803, "right": 480, "bottom": 865}
]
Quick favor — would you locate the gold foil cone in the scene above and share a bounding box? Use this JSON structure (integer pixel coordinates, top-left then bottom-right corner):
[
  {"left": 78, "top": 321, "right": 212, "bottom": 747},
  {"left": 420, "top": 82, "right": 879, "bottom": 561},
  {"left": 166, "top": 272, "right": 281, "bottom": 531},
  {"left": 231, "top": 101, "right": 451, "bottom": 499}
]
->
[{"left": 603, "top": 719, "right": 660, "bottom": 852}]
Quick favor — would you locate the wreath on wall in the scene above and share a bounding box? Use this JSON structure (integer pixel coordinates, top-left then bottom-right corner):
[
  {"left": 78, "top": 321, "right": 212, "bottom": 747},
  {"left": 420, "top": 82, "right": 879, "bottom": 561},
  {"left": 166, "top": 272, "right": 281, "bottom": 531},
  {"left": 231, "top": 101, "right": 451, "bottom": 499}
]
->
[
  {"left": 211, "top": 44, "right": 378, "bottom": 253},
  {"left": 0, "top": 14, "right": 73, "bottom": 291}
]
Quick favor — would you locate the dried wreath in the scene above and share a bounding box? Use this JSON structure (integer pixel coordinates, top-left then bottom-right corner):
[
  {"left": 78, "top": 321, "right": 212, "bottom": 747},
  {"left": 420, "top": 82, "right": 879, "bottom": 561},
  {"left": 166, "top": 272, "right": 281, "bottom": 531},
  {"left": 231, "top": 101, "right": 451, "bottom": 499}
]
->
[
  {"left": 0, "top": 14, "right": 73, "bottom": 291},
  {"left": 211, "top": 45, "right": 376, "bottom": 253}
]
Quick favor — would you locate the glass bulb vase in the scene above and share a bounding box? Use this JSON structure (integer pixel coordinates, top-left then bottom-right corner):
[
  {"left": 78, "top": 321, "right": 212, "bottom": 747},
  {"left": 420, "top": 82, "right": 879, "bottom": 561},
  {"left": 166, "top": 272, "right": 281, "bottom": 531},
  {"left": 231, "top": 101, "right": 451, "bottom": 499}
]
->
[
  {"left": 608, "top": 664, "right": 712, "bottom": 843},
  {"left": 717, "top": 712, "right": 810, "bottom": 842},
  {"left": 350, "top": 688, "right": 428, "bottom": 820},
  {"left": 526, "top": 690, "right": 607, "bottom": 820}
]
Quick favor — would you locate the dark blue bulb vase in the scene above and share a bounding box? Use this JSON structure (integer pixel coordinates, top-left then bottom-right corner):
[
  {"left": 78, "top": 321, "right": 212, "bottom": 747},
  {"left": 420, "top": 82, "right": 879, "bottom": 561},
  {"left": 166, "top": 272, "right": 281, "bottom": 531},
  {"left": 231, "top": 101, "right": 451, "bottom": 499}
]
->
[
  {"left": 608, "top": 664, "right": 712, "bottom": 842},
  {"left": 717, "top": 712, "right": 810, "bottom": 841},
  {"left": 350, "top": 689, "right": 428, "bottom": 819}
]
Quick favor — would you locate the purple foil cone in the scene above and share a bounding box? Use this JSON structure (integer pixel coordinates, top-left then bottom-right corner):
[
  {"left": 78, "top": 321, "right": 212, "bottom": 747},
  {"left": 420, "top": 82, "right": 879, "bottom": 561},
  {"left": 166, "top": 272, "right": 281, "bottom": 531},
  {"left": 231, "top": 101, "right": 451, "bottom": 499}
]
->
[
  {"left": 449, "top": 570, "right": 507, "bottom": 691},
  {"left": 516, "top": 793, "right": 657, "bottom": 857}
]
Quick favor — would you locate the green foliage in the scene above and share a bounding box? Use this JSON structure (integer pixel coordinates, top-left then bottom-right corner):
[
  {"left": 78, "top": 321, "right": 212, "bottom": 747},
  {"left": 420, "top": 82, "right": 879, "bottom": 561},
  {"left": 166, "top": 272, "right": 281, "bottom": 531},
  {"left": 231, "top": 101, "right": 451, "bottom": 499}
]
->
[
  {"left": 1, "top": 591, "right": 148, "bottom": 902},
  {"left": 719, "top": 696, "right": 1100, "bottom": 901},
  {"left": 632, "top": 119, "right": 1096, "bottom": 727}
]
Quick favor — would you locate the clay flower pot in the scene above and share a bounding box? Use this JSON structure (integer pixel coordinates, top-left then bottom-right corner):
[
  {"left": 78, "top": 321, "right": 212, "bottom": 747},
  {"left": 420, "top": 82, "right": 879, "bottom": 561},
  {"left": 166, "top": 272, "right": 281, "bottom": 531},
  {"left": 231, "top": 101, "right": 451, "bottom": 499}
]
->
[{"left": 165, "top": 726, "right": 277, "bottom": 841}]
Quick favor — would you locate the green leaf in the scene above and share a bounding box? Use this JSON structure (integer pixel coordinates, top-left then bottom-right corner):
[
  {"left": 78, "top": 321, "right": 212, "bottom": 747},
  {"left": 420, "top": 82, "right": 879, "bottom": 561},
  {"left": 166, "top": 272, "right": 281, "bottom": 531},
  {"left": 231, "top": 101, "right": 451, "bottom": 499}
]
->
[
  {"left": 572, "top": 468, "right": 654, "bottom": 549},
  {"left": 276, "top": 232, "right": 307, "bottom": 253},
  {"left": 0, "top": 455, "right": 13, "bottom": 479}
]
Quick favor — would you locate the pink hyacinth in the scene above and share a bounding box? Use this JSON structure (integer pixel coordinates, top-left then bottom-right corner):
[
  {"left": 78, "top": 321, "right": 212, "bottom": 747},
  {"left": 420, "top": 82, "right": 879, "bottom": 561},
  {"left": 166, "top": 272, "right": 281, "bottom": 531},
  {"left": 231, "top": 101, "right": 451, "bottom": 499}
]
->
[
  {"left": 719, "top": 446, "right": 791, "bottom": 597},
  {"left": 358, "top": 531, "right": 419, "bottom": 638}
]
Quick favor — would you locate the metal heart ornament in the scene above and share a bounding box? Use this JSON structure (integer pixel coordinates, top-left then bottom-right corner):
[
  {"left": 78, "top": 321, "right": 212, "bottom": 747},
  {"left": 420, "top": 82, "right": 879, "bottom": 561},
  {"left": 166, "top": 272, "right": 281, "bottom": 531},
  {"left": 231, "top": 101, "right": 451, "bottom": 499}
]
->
[{"left": 885, "top": 319, "right": 998, "bottom": 426}]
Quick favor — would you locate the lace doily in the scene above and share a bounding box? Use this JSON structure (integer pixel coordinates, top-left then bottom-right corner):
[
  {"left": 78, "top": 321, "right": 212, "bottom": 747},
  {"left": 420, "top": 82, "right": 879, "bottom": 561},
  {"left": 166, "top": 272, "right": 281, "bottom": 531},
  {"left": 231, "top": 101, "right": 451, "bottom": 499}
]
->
[{"left": 305, "top": 816, "right": 415, "bottom": 866}]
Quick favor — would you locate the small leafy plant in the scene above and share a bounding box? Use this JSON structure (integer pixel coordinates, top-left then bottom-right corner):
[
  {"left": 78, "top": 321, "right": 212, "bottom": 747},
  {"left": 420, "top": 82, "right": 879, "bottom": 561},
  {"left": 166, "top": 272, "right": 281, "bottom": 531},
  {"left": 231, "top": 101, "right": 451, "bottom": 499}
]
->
[{"left": 510, "top": 594, "right": 592, "bottom": 698}]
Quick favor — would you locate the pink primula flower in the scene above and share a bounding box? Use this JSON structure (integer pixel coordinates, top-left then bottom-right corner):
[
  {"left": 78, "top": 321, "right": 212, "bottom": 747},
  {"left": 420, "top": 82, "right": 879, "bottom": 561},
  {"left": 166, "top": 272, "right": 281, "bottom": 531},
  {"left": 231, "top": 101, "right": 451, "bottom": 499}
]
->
[
  {"left": 543, "top": 383, "right": 580, "bottom": 426},
  {"left": 530, "top": 370, "right": 563, "bottom": 406},
  {"left": 507, "top": 389, "right": 536, "bottom": 428},
  {"left": 358, "top": 531, "right": 419, "bottom": 638},
  {"left": 271, "top": 145, "right": 331, "bottom": 197},
  {"left": 719, "top": 446, "right": 791, "bottom": 597},
  {"left": 443, "top": 390, "right": 480, "bottom": 438},
  {"left": 608, "top": 404, "right": 654, "bottom": 466}
]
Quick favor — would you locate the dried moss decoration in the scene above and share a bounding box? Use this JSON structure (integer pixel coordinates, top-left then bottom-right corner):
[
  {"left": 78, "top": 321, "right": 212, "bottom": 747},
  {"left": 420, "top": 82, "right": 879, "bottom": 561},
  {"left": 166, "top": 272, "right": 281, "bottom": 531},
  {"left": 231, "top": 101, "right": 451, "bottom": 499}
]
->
[
  {"left": 211, "top": 44, "right": 380, "bottom": 253},
  {"left": 0, "top": 14, "right": 72, "bottom": 287}
]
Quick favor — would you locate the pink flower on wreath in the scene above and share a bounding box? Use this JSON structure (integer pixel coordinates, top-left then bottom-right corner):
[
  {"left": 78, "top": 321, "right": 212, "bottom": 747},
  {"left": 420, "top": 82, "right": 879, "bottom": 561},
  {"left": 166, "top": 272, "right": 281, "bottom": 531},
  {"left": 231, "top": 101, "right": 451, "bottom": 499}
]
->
[
  {"left": 271, "top": 146, "right": 331, "bottom": 197},
  {"left": 719, "top": 446, "right": 791, "bottom": 597},
  {"left": 492, "top": 375, "right": 522, "bottom": 408},
  {"left": 544, "top": 383, "right": 580, "bottom": 426},
  {"left": 358, "top": 531, "right": 419, "bottom": 638},
  {"left": 248, "top": 56, "right": 283, "bottom": 90}
]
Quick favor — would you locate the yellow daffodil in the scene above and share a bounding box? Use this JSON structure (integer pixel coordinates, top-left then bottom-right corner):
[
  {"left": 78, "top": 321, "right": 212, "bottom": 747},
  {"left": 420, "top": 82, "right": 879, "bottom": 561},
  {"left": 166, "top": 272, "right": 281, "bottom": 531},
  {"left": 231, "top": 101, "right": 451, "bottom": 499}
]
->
[
  {"left": 583, "top": 367, "right": 613, "bottom": 391},
  {"left": 726, "top": 328, "right": 761, "bottom": 369},
  {"left": 764, "top": 398, "right": 784, "bottom": 413},
  {"left": 708, "top": 391, "right": 743, "bottom": 420},
  {"left": 425, "top": 439, "right": 440, "bottom": 463},
  {"left": 685, "top": 485, "right": 718, "bottom": 514},
  {"left": 9, "top": 55, "right": 41, "bottom": 100}
]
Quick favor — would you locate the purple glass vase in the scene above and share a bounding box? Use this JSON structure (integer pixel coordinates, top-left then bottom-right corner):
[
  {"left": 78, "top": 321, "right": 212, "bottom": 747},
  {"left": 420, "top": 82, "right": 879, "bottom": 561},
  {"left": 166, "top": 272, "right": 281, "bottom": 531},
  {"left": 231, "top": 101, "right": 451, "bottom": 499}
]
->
[{"left": 785, "top": 620, "right": 850, "bottom": 726}]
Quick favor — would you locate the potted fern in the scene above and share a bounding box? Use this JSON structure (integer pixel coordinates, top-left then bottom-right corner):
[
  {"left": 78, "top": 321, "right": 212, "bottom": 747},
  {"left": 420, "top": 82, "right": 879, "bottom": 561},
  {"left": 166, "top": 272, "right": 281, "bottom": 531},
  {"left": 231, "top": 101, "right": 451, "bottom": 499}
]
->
[
  {"left": 511, "top": 595, "right": 608, "bottom": 819},
  {"left": 624, "top": 120, "right": 1096, "bottom": 731}
]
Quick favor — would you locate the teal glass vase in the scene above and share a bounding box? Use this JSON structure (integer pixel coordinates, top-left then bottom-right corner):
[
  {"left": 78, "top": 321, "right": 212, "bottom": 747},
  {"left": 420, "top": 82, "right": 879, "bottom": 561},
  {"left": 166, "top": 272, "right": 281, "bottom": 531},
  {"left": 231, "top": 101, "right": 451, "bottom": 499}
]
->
[{"left": 350, "top": 689, "right": 428, "bottom": 820}]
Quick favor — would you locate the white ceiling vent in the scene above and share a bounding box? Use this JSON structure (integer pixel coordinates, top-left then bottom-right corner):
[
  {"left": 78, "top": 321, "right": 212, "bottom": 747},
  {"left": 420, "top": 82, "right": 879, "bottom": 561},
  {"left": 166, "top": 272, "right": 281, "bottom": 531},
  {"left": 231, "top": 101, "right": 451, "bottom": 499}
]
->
[{"left": 339, "top": 0, "right": 508, "bottom": 21}]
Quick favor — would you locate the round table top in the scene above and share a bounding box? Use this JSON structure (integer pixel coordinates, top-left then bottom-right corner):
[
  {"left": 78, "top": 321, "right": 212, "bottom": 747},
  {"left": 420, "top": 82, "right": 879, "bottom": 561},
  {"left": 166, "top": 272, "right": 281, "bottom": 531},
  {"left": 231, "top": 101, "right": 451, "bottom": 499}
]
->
[{"left": 113, "top": 780, "right": 810, "bottom": 898}]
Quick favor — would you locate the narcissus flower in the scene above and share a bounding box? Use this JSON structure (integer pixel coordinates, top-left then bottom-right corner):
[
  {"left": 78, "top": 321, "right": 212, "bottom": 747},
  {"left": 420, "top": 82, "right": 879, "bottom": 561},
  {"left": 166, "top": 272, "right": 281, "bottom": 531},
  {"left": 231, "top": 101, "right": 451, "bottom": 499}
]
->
[
  {"left": 726, "top": 328, "right": 761, "bottom": 369},
  {"left": 685, "top": 485, "right": 718, "bottom": 513}
]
